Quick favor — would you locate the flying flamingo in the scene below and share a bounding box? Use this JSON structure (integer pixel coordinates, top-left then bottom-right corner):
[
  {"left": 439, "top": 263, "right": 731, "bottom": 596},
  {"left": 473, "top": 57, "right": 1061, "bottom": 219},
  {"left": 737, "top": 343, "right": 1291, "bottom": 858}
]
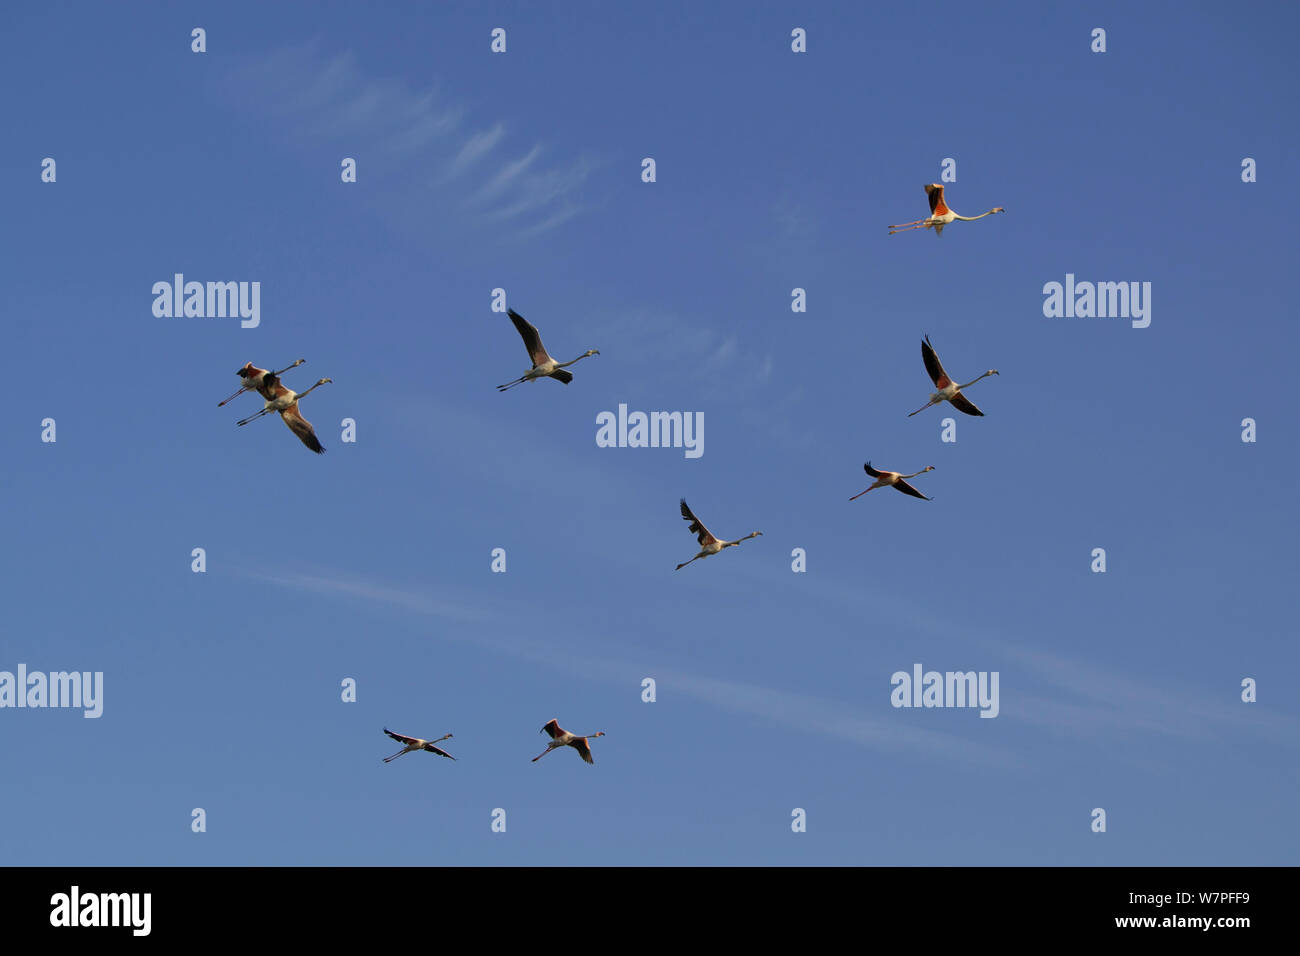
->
[
  {"left": 532, "top": 719, "right": 604, "bottom": 764},
  {"left": 850, "top": 462, "right": 935, "bottom": 501},
  {"left": 217, "top": 359, "right": 305, "bottom": 407},
  {"left": 236, "top": 377, "right": 332, "bottom": 453},
  {"left": 497, "top": 308, "right": 599, "bottom": 391},
  {"left": 676, "top": 498, "right": 762, "bottom": 570},
  {"left": 382, "top": 729, "right": 455, "bottom": 763},
  {"left": 888, "top": 184, "right": 1004, "bottom": 238},
  {"left": 909, "top": 335, "right": 999, "bottom": 417}
]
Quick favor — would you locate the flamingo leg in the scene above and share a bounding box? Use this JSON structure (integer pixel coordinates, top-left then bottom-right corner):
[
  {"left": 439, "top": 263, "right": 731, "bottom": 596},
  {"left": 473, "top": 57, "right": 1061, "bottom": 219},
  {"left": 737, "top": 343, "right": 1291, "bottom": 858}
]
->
[
  {"left": 497, "top": 374, "right": 530, "bottom": 392},
  {"left": 531, "top": 747, "right": 554, "bottom": 762},
  {"left": 888, "top": 223, "right": 932, "bottom": 234},
  {"left": 887, "top": 217, "right": 929, "bottom": 228},
  {"left": 849, "top": 485, "right": 877, "bottom": 501},
  {"left": 217, "top": 385, "right": 252, "bottom": 407},
  {"left": 907, "top": 399, "right": 938, "bottom": 417},
  {"left": 236, "top": 407, "right": 275, "bottom": 426},
  {"left": 218, "top": 361, "right": 305, "bottom": 407},
  {"left": 383, "top": 748, "right": 408, "bottom": 763}
]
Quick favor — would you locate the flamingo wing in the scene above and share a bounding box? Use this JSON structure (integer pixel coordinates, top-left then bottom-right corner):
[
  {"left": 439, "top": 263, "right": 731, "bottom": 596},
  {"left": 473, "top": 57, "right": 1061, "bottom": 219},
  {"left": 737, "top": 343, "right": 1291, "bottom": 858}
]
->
[
  {"left": 947, "top": 393, "right": 985, "bottom": 417},
  {"left": 892, "top": 479, "right": 931, "bottom": 501},
  {"left": 423, "top": 743, "right": 456, "bottom": 760},
  {"left": 863, "top": 461, "right": 885, "bottom": 478},
  {"left": 680, "top": 498, "right": 719, "bottom": 547},
  {"left": 280, "top": 404, "right": 325, "bottom": 453},
  {"left": 925, "top": 184, "right": 950, "bottom": 217},
  {"left": 508, "top": 309, "right": 552, "bottom": 366},
  {"left": 572, "top": 737, "right": 595, "bottom": 764},
  {"left": 384, "top": 729, "right": 420, "bottom": 745},
  {"left": 921, "top": 336, "right": 951, "bottom": 388},
  {"left": 258, "top": 376, "right": 291, "bottom": 401},
  {"left": 541, "top": 719, "right": 563, "bottom": 739}
]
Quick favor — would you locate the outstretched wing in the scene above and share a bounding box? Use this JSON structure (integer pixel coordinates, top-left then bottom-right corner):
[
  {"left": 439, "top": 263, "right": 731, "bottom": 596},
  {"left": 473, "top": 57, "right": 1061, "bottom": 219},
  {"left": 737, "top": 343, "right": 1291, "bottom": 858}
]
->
[
  {"left": 893, "top": 479, "right": 931, "bottom": 501},
  {"left": 925, "top": 183, "right": 949, "bottom": 216},
  {"left": 384, "top": 729, "right": 419, "bottom": 745},
  {"left": 572, "top": 737, "right": 595, "bottom": 764},
  {"left": 921, "top": 336, "right": 951, "bottom": 388},
  {"left": 947, "top": 393, "right": 985, "bottom": 417},
  {"left": 258, "top": 375, "right": 292, "bottom": 401},
  {"left": 424, "top": 744, "right": 456, "bottom": 760},
  {"left": 508, "top": 309, "right": 551, "bottom": 366},
  {"left": 680, "top": 498, "right": 719, "bottom": 547},
  {"left": 281, "top": 404, "right": 325, "bottom": 453},
  {"left": 863, "top": 461, "right": 885, "bottom": 478},
  {"left": 541, "top": 719, "right": 563, "bottom": 739}
]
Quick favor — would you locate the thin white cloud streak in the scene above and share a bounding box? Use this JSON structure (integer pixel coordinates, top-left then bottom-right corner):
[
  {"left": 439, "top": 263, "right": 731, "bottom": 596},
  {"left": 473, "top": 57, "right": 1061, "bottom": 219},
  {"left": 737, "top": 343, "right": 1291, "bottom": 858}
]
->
[
  {"left": 978, "top": 639, "right": 1300, "bottom": 747},
  {"left": 588, "top": 307, "right": 775, "bottom": 397},
  {"left": 257, "top": 571, "right": 492, "bottom": 624},
  {"left": 793, "top": 574, "right": 1300, "bottom": 750},
  {"left": 255, "top": 568, "right": 1015, "bottom": 767},
  {"left": 215, "top": 40, "right": 589, "bottom": 237}
]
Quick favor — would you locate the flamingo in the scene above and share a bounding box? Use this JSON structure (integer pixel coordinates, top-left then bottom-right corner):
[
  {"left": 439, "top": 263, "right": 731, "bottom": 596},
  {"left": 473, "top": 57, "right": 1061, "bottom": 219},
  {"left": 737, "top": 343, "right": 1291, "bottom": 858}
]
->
[
  {"left": 888, "top": 184, "right": 1004, "bottom": 238},
  {"left": 850, "top": 462, "right": 935, "bottom": 501},
  {"left": 532, "top": 719, "right": 604, "bottom": 764},
  {"left": 676, "top": 498, "right": 762, "bottom": 570},
  {"left": 217, "top": 359, "right": 305, "bottom": 407},
  {"left": 382, "top": 729, "right": 455, "bottom": 763},
  {"left": 497, "top": 308, "right": 599, "bottom": 391},
  {"left": 909, "top": 335, "right": 998, "bottom": 417},
  {"left": 236, "top": 377, "right": 332, "bottom": 453}
]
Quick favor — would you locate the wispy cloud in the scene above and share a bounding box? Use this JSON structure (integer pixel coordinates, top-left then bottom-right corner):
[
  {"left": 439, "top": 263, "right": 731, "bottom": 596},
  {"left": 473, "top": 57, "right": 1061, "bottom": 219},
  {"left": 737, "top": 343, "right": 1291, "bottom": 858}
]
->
[
  {"left": 979, "top": 639, "right": 1300, "bottom": 747},
  {"left": 255, "top": 570, "right": 493, "bottom": 624},
  {"left": 215, "top": 40, "right": 591, "bottom": 238},
  {"left": 590, "top": 307, "right": 775, "bottom": 397},
  {"left": 256, "top": 567, "right": 1014, "bottom": 766},
  {"left": 754, "top": 574, "right": 1300, "bottom": 753}
]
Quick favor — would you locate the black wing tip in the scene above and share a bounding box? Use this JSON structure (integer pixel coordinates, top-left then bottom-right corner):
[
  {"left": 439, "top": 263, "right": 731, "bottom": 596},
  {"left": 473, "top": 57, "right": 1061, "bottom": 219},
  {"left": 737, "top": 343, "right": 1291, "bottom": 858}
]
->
[{"left": 300, "top": 431, "right": 326, "bottom": 453}]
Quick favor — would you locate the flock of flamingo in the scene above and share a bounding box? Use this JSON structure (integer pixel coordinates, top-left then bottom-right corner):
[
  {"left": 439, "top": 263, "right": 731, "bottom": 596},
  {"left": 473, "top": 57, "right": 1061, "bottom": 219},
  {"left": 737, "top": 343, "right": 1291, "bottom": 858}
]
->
[{"left": 217, "top": 183, "right": 1004, "bottom": 769}]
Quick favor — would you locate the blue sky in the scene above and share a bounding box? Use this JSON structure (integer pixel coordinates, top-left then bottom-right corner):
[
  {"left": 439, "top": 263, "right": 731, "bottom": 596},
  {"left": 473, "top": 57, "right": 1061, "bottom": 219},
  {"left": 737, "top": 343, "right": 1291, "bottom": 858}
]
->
[{"left": 2, "top": 1, "right": 1296, "bottom": 865}]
